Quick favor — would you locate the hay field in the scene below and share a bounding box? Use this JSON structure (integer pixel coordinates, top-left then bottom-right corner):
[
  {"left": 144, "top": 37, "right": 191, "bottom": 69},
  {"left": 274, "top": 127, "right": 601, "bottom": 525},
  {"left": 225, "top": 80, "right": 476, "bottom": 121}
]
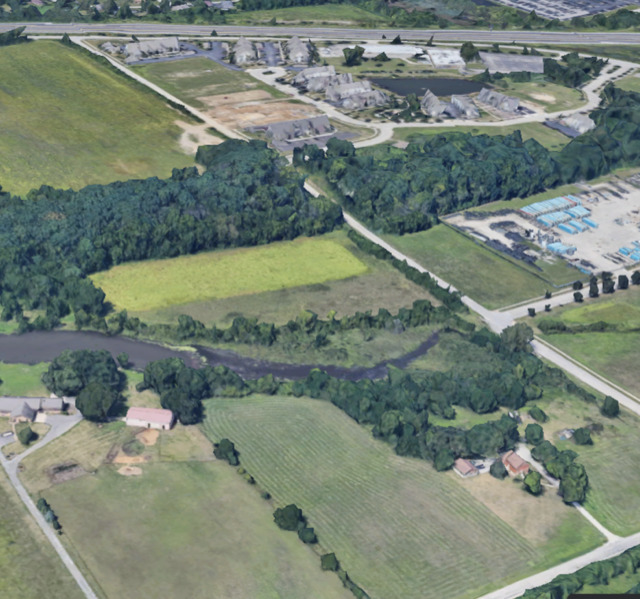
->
[
  {"left": 43, "top": 462, "right": 350, "bottom": 599},
  {"left": 0, "top": 41, "right": 194, "bottom": 196},
  {"left": 202, "top": 395, "right": 604, "bottom": 599},
  {"left": 91, "top": 237, "right": 369, "bottom": 312}
]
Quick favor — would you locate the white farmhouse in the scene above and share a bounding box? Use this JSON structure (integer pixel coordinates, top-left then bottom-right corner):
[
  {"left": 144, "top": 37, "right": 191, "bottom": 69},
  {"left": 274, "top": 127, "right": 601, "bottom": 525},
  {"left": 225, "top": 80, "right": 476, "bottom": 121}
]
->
[{"left": 125, "top": 407, "right": 174, "bottom": 431}]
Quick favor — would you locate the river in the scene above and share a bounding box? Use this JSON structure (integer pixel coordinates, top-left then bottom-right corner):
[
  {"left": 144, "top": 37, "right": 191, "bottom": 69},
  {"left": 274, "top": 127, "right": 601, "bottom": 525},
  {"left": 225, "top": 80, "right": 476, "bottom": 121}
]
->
[{"left": 0, "top": 330, "right": 438, "bottom": 381}]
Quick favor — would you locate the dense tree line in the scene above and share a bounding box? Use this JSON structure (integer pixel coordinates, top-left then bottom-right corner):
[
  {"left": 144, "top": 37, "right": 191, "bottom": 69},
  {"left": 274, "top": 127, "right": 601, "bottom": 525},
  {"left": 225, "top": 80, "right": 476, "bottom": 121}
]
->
[
  {"left": 107, "top": 297, "right": 470, "bottom": 351},
  {"left": 543, "top": 52, "right": 607, "bottom": 88},
  {"left": 0, "top": 26, "right": 28, "bottom": 46},
  {"left": 0, "top": 140, "right": 340, "bottom": 328},
  {"left": 530, "top": 440, "right": 589, "bottom": 502},
  {"left": 519, "top": 543, "right": 640, "bottom": 598},
  {"left": 295, "top": 88, "right": 640, "bottom": 234}
]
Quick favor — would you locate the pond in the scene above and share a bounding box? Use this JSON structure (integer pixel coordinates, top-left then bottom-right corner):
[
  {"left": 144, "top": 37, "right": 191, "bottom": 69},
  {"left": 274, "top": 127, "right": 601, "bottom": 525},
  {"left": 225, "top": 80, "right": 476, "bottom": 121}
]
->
[
  {"left": 0, "top": 330, "right": 439, "bottom": 382},
  {"left": 371, "top": 77, "right": 485, "bottom": 97}
]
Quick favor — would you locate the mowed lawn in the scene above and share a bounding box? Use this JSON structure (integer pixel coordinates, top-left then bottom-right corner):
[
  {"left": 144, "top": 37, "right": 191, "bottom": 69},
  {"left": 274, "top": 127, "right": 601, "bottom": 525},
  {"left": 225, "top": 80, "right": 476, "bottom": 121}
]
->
[
  {"left": 385, "top": 225, "right": 575, "bottom": 309},
  {"left": 43, "top": 462, "right": 350, "bottom": 599},
  {"left": 92, "top": 237, "right": 369, "bottom": 312},
  {"left": 203, "top": 395, "right": 603, "bottom": 599},
  {"left": 0, "top": 362, "right": 49, "bottom": 396},
  {"left": 393, "top": 121, "right": 569, "bottom": 150},
  {"left": 0, "top": 41, "right": 193, "bottom": 196},
  {"left": 0, "top": 468, "right": 83, "bottom": 599}
]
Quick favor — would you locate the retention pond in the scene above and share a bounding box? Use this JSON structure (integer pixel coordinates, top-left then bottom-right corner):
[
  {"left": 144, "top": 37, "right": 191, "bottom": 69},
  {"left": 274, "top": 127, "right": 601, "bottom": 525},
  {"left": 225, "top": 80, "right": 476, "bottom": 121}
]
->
[{"left": 371, "top": 77, "right": 485, "bottom": 97}]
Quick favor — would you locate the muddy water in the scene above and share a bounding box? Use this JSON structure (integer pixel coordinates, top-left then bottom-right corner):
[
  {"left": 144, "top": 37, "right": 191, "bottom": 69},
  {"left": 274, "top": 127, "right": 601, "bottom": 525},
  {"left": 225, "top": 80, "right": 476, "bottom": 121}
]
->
[{"left": 0, "top": 330, "right": 438, "bottom": 381}]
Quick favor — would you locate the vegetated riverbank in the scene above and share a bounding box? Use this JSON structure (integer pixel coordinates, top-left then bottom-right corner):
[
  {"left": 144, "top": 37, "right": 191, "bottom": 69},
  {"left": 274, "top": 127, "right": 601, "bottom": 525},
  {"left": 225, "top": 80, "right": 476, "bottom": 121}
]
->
[{"left": 0, "top": 330, "right": 439, "bottom": 381}]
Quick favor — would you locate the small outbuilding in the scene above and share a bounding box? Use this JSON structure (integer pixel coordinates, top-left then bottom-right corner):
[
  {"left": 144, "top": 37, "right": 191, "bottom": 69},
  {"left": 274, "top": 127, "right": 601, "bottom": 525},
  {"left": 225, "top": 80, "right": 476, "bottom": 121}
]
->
[
  {"left": 453, "top": 458, "right": 479, "bottom": 478},
  {"left": 501, "top": 450, "right": 530, "bottom": 477},
  {"left": 125, "top": 407, "right": 174, "bottom": 431}
]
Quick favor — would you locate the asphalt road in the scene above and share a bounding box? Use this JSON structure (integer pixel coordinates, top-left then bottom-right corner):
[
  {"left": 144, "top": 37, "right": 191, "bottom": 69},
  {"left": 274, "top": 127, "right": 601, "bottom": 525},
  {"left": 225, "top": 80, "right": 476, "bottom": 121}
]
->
[
  {"left": 0, "top": 412, "right": 97, "bottom": 599},
  {"left": 4, "top": 22, "right": 640, "bottom": 44}
]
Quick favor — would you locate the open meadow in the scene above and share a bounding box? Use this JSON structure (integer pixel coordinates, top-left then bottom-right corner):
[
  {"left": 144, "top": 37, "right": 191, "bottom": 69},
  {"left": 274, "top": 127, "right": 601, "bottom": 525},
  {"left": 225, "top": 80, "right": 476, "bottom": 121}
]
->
[
  {"left": 91, "top": 236, "right": 368, "bottom": 313},
  {"left": 227, "top": 4, "right": 387, "bottom": 25},
  {"left": 392, "top": 121, "right": 569, "bottom": 150},
  {"left": 130, "top": 230, "right": 433, "bottom": 326},
  {"left": 0, "top": 41, "right": 194, "bottom": 197},
  {"left": 385, "top": 224, "right": 578, "bottom": 309},
  {"left": 202, "top": 394, "right": 603, "bottom": 599},
  {"left": 0, "top": 467, "right": 83, "bottom": 599},
  {"left": 500, "top": 80, "right": 585, "bottom": 112},
  {"left": 41, "top": 461, "right": 350, "bottom": 599}
]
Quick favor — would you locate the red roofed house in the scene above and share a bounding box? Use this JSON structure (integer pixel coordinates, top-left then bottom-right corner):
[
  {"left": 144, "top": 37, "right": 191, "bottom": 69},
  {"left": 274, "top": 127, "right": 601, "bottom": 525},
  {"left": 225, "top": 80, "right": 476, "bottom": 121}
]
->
[
  {"left": 501, "top": 450, "right": 530, "bottom": 477},
  {"left": 125, "top": 407, "right": 174, "bottom": 431},
  {"left": 453, "top": 458, "right": 478, "bottom": 478}
]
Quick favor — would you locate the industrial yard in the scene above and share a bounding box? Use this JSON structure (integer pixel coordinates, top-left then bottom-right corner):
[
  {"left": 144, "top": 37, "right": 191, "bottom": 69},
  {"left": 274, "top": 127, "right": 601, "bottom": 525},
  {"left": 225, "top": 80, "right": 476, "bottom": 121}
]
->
[{"left": 447, "top": 175, "right": 640, "bottom": 275}]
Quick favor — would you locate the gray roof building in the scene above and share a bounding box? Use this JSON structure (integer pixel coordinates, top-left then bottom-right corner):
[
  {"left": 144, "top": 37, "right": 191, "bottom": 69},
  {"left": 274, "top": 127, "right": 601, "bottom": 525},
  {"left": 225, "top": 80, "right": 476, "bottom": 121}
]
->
[
  {"left": 420, "top": 89, "right": 447, "bottom": 117},
  {"left": 326, "top": 80, "right": 388, "bottom": 110},
  {"left": 286, "top": 36, "right": 310, "bottom": 64},
  {"left": 564, "top": 113, "right": 596, "bottom": 134},
  {"left": 124, "top": 37, "right": 181, "bottom": 63},
  {"left": 234, "top": 37, "right": 256, "bottom": 64},
  {"left": 477, "top": 88, "right": 520, "bottom": 113},
  {"left": 264, "top": 115, "right": 333, "bottom": 142},
  {"left": 450, "top": 95, "right": 480, "bottom": 119}
]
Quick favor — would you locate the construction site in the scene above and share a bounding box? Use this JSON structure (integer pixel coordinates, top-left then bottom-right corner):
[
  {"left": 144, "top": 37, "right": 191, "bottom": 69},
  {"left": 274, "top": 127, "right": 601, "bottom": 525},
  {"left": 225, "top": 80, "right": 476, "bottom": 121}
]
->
[{"left": 446, "top": 174, "right": 640, "bottom": 275}]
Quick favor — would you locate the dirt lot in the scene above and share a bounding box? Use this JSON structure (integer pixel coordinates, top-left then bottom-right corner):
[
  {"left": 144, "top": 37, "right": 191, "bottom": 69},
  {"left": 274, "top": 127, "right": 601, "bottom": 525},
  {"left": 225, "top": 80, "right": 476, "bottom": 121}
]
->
[{"left": 198, "top": 90, "right": 320, "bottom": 129}]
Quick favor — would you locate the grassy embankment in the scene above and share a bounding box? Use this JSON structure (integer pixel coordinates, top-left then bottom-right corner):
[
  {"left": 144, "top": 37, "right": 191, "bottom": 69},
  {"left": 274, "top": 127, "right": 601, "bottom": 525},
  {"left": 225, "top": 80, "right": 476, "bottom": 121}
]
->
[
  {"left": 133, "top": 57, "right": 287, "bottom": 109},
  {"left": 0, "top": 363, "right": 49, "bottom": 396},
  {"left": 385, "top": 224, "right": 580, "bottom": 309},
  {"left": 615, "top": 73, "right": 640, "bottom": 94},
  {"left": 0, "top": 40, "right": 195, "bottom": 197},
  {"left": 226, "top": 3, "right": 386, "bottom": 25},
  {"left": 202, "top": 394, "right": 604, "bottom": 599},
  {"left": 392, "top": 121, "right": 569, "bottom": 150},
  {"left": 22, "top": 419, "right": 349, "bottom": 599}
]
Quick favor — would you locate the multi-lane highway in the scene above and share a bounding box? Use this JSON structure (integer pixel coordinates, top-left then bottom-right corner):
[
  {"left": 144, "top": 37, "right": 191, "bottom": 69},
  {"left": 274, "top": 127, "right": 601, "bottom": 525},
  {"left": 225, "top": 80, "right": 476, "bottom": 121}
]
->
[{"left": 4, "top": 21, "right": 640, "bottom": 44}]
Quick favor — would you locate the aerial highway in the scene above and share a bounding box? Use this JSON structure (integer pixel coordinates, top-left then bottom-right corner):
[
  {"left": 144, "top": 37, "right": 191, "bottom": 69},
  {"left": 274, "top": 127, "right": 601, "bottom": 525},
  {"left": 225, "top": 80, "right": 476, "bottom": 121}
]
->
[{"left": 4, "top": 21, "right": 640, "bottom": 44}]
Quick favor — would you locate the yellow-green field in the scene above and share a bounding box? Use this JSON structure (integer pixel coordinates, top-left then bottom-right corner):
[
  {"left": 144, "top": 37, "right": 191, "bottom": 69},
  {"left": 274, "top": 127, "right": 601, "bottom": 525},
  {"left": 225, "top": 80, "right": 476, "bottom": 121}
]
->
[
  {"left": 0, "top": 41, "right": 194, "bottom": 196},
  {"left": 91, "top": 237, "right": 368, "bottom": 312}
]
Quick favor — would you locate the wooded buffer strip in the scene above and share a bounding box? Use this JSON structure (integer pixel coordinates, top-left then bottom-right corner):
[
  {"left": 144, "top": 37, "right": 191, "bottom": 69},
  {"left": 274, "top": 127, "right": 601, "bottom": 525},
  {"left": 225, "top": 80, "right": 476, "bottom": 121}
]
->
[
  {"left": 519, "top": 543, "right": 640, "bottom": 598},
  {"left": 107, "top": 297, "right": 467, "bottom": 347},
  {"left": 0, "top": 140, "right": 341, "bottom": 328},
  {"left": 295, "top": 88, "right": 640, "bottom": 234}
]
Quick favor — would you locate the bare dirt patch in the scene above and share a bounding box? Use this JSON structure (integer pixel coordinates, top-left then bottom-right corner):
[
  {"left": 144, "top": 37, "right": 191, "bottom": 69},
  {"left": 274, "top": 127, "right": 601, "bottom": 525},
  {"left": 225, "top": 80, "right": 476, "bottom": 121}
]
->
[
  {"left": 530, "top": 92, "right": 556, "bottom": 103},
  {"left": 118, "top": 466, "right": 142, "bottom": 476},
  {"left": 48, "top": 462, "right": 87, "bottom": 485},
  {"left": 175, "top": 120, "right": 221, "bottom": 155},
  {"left": 113, "top": 453, "right": 150, "bottom": 465},
  {"left": 136, "top": 429, "right": 159, "bottom": 447},
  {"left": 197, "top": 90, "right": 320, "bottom": 130}
]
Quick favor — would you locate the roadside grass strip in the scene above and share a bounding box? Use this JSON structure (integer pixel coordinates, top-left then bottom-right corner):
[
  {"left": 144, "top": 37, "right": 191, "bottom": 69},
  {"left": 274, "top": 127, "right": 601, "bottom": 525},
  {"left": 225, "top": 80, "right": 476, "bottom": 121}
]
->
[{"left": 91, "top": 237, "right": 368, "bottom": 312}]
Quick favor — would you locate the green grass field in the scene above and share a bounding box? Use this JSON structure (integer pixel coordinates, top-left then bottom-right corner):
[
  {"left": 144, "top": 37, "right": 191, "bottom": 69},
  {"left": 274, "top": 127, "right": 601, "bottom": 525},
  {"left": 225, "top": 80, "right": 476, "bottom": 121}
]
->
[
  {"left": 227, "top": 4, "right": 386, "bottom": 25},
  {"left": 203, "top": 394, "right": 603, "bottom": 599},
  {"left": 43, "top": 462, "right": 350, "bottom": 599},
  {"left": 468, "top": 184, "right": 583, "bottom": 214},
  {"left": 392, "top": 121, "right": 569, "bottom": 150},
  {"left": 615, "top": 73, "right": 640, "bottom": 94},
  {"left": 0, "top": 363, "right": 49, "bottom": 396},
  {"left": 0, "top": 468, "right": 83, "bottom": 599},
  {"left": 0, "top": 41, "right": 194, "bottom": 197},
  {"left": 385, "top": 225, "right": 578, "bottom": 309},
  {"left": 132, "top": 230, "right": 432, "bottom": 326},
  {"left": 133, "top": 57, "right": 286, "bottom": 109},
  {"left": 502, "top": 80, "right": 585, "bottom": 112},
  {"left": 91, "top": 236, "right": 369, "bottom": 312}
]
